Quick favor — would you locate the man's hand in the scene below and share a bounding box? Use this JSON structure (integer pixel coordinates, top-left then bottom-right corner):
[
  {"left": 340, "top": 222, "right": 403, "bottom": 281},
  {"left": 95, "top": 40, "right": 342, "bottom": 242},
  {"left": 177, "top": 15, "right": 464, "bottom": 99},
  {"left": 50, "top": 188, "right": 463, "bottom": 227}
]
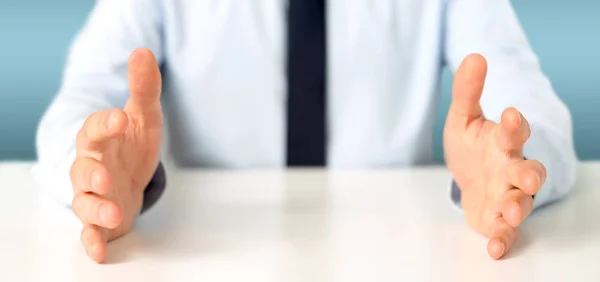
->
[
  {"left": 69, "top": 48, "right": 163, "bottom": 263},
  {"left": 444, "top": 54, "right": 546, "bottom": 260}
]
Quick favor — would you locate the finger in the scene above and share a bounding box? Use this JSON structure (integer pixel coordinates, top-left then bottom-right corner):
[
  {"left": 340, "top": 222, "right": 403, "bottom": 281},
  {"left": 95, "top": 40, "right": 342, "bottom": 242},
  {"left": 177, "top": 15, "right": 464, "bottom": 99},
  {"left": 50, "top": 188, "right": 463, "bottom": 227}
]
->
[
  {"left": 70, "top": 157, "right": 112, "bottom": 195},
  {"left": 72, "top": 193, "right": 122, "bottom": 229},
  {"left": 76, "top": 109, "right": 128, "bottom": 152},
  {"left": 125, "top": 48, "right": 163, "bottom": 118},
  {"left": 81, "top": 224, "right": 108, "bottom": 263},
  {"left": 487, "top": 217, "right": 518, "bottom": 260},
  {"left": 507, "top": 159, "right": 547, "bottom": 195},
  {"left": 495, "top": 107, "right": 531, "bottom": 152},
  {"left": 500, "top": 188, "right": 534, "bottom": 228},
  {"left": 449, "top": 53, "right": 487, "bottom": 125}
]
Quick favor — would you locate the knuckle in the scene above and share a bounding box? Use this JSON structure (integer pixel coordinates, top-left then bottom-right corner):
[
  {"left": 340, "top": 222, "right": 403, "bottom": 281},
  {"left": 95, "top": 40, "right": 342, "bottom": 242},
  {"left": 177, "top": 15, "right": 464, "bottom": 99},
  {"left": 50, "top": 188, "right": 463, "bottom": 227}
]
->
[
  {"left": 83, "top": 115, "right": 96, "bottom": 135},
  {"left": 83, "top": 112, "right": 104, "bottom": 139},
  {"left": 528, "top": 160, "right": 544, "bottom": 175},
  {"left": 537, "top": 162, "right": 548, "bottom": 181},
  {"left": 523, "top": 128, "right": 531, "bottom": 138},
  {"left": 97, "top": 111, "right": 110, "bottom": 130},
  {"left": 524, "top": 169, "right": 539, "bottom": 190}
]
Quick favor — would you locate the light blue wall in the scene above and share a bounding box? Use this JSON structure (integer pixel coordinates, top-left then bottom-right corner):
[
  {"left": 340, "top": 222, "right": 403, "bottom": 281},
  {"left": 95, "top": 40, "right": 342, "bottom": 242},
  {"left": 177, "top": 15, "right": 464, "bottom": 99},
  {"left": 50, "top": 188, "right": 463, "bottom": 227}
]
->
[
  {"left": 0, "top": 1, "right": 93, "bottom": 159},
  {"left": 0, "top": 1, "right": 599, "bottom": 161}
]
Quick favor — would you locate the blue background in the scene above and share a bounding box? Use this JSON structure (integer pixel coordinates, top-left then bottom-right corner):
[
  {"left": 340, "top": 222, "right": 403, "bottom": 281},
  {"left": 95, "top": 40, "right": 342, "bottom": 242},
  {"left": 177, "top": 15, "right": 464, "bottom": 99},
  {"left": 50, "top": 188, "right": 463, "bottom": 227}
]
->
[{"left": 0, "top": 1, "right": 598, "bottom": 161}]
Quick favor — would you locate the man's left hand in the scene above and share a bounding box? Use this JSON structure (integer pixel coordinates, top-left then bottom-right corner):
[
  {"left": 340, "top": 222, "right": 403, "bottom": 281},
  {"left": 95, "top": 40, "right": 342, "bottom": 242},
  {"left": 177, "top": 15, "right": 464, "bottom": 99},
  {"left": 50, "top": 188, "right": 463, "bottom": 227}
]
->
[{"left": 444, "top": 54, "right": 547, "bottom": 260}]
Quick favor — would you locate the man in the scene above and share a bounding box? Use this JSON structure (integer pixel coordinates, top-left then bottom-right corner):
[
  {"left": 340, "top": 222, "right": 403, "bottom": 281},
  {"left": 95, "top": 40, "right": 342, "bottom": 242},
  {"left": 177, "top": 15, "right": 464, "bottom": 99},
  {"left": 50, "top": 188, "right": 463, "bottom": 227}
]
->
[{"left": 34, "top": 0, "right": 577, "bottom": 263}]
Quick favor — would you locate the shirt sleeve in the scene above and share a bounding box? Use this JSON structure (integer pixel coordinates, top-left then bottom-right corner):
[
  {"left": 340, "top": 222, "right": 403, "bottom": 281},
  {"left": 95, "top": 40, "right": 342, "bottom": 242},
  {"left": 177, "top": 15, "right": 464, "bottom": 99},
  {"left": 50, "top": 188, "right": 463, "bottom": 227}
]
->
[
  {"left": 33, "top": 0, "right": 165, "bottom": 208},
  {"left": 141, "top": 163, "right": 167, "bottom": 213},
  {"left": 444, "top": 0, "right": 578, "bottom": 210}
]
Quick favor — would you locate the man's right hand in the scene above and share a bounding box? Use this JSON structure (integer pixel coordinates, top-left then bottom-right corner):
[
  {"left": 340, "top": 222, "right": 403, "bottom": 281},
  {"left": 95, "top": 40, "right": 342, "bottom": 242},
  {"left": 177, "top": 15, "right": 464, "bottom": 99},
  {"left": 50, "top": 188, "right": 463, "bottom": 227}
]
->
[{"left": 69, "top": 48, "right": 163, "bottom": 263}]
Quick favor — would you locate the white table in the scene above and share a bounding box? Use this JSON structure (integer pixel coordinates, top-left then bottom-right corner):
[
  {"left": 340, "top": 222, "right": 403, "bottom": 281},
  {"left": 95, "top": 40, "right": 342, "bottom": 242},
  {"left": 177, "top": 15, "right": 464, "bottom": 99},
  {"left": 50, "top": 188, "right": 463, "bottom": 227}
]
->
[{"left": 1, "top": 162, "right": 599, "bottom": 282}]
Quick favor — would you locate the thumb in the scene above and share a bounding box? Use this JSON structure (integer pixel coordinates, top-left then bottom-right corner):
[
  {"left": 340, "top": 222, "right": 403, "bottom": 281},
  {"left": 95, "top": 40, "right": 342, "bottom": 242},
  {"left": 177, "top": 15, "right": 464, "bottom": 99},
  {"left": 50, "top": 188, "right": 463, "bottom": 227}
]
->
[
  {"left": 448, "top": 53, "right": 487, "bottom": 125},
  {"left": 487, "top": 217, "right": 518, "bottom": 260},
  {"left": 125, "top": 48, "right": 162, "bottom": 116}
]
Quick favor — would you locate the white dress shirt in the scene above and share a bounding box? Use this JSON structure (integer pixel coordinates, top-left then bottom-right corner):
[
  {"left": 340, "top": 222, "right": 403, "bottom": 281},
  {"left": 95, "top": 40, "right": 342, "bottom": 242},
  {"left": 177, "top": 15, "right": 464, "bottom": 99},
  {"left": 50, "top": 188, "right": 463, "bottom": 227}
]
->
[{"left": 34, "top": 0, "right": 577, "bottom": 211}]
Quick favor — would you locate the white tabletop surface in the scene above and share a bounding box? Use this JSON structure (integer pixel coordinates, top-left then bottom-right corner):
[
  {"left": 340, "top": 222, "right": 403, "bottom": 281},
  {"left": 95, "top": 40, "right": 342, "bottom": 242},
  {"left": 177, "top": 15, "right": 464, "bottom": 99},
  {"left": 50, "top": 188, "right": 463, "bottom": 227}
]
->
[{"left": 1, "top": 162, "right": 599, "bottom": 282}]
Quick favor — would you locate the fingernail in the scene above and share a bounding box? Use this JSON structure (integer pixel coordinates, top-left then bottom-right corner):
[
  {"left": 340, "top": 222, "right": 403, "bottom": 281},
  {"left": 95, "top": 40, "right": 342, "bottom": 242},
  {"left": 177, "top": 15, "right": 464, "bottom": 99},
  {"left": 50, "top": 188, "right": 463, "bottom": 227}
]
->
[
  {"left": 90, "top": 242, "right": 103, "bottom": 262},
  {"left": 500, "top": 243, "right": 506, "bottom": 257},
  {"left": 99, "top": 205, "right": 107, "bottom": 224},
  {"left": 108, "top": 112, "right": 118, "bottom": 131},
  {"left": 89, "top": 243, "right": 98, "bottom": 258},
  {"left": 91, "top": 170, "right": 101, "bottom": 190}
]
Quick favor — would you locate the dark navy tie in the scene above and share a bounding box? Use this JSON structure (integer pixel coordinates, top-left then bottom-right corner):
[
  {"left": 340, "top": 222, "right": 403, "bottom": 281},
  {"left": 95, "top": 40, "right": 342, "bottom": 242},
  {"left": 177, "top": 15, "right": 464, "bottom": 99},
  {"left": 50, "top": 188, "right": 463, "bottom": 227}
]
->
[{"left": 286, "top": 0, "right": 327, "bottom": 166}]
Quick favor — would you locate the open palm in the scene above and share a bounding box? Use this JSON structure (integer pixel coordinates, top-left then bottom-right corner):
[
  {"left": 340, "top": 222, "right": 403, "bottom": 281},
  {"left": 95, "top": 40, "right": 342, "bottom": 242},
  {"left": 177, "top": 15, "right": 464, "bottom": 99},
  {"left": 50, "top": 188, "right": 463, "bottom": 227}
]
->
[
  {"left": 70, "top": 48, "right": 163, "bottom": 263},
  {"left": 444, "top": 54, "right": 546, "bottom": 259}
]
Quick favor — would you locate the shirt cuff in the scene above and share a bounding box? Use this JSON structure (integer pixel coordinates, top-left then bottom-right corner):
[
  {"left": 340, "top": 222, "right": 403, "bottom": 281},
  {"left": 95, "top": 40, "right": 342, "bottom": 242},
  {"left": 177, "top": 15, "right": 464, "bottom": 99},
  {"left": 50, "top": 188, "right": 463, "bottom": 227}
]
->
[
  {"left": 141, "top": 162, "right": 167, "bottom": 214},
  {"left": 449, "top": 180, "right": 464, "bottom": 212}
]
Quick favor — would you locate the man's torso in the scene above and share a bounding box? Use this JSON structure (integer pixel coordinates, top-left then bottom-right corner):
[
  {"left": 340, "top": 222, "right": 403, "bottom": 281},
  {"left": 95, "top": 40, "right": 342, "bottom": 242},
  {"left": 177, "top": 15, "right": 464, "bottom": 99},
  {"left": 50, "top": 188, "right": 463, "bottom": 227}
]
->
[{"left": 158, "top": 0, "right": 447, "bottom": 168}]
